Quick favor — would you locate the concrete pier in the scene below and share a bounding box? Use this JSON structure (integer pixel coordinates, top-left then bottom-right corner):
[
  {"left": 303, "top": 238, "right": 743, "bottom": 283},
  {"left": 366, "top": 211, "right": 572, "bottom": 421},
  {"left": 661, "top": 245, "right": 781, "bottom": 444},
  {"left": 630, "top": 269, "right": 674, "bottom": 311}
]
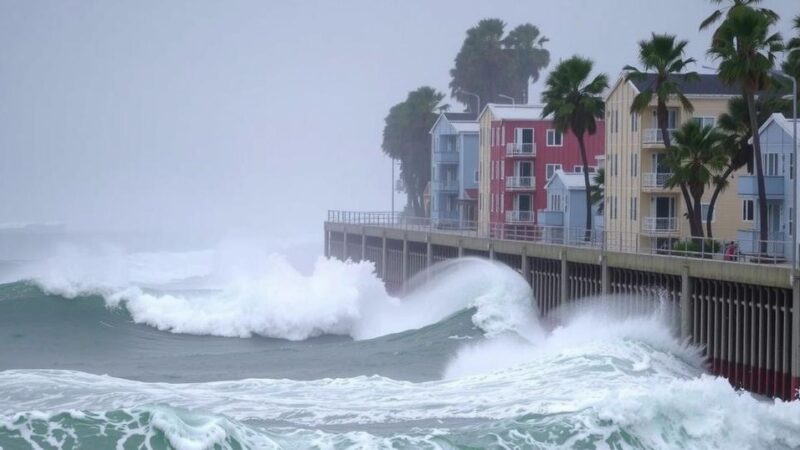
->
[{"left": 325, "top": 220, "right": 798, "bottom": 400}]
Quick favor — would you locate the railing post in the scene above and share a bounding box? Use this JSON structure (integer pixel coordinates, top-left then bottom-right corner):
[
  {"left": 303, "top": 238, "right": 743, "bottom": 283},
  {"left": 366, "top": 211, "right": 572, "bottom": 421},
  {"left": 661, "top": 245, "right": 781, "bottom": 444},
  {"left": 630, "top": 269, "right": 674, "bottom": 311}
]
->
[
  {"left": 343, "top": 231, "right": 349, "bottom": 261},
  {"left": 489, "top": 242, "right": 495, "bottom": 260},
  {"left": 458, "top": 239, "right": 464, "bottom": 258},
  {"left": 560, "top": 250, "right": 569, "bottom": 305},
  {"left": 681, "top": 265, "right": 692, "bottom": 341}
]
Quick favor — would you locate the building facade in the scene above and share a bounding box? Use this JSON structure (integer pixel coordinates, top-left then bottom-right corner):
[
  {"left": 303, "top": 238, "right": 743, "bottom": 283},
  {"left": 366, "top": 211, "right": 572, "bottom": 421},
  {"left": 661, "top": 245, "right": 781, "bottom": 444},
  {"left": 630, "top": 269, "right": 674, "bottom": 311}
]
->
[
  {"left": 736, "top": 113, "right": 798, "bottom": 258},
  {"left": 538, "top": 170, "right": 601, "bottom": 243},
  {"left": 477, "top": 104, "right": 604, "bottom": 235},
  {"left": 430, "top": 112, "right": 479, "bottom": 227},
  {"left": 603, "top": 73, "right": 745, "bottom": 251}
]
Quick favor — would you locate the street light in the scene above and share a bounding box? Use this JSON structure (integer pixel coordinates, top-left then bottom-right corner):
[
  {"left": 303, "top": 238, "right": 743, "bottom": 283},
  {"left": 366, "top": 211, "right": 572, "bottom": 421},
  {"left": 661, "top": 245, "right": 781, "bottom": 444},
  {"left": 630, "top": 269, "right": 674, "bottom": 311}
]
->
[
  {"left": 457, "top": 89, "right": 481, "bottom": 114},
  {"left": 498, "top": 94, "right": 516, "bottom": 105},
  {"left": 770, "top": 68, "right": 798, "bottom": 273}
]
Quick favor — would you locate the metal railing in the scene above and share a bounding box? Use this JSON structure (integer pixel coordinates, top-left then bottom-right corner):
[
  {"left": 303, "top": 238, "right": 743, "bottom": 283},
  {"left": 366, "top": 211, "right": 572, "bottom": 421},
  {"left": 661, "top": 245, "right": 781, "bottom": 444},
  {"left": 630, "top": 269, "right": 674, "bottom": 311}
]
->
[
  {"left": 326, "top": 210, "right": 793, "bottom": 266},
  {"left": 506, "top": 142, "right": 536, "bottom": 157},
  {"left": 432, "top": 179, "right": 459, "bottom": 191},
  {"left": 642, "top": 216, "right": 678, "bottom": 233},
  {"left": 642, "top": 172, "right": 673, "bottom": 189},
  {"left": 506, "top": 210, "right": 535, "bottom": 223},
  {"left": 643, "top": 128, "right": 676, "bottom": 144},
  {"left": 505, "top": 176, "right": 535, "bottom": 190}
]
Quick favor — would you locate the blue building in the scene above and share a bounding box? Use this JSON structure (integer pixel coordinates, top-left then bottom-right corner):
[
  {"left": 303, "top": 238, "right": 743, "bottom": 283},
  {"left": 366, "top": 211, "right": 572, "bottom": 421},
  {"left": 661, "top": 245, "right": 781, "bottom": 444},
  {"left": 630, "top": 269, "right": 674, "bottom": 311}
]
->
[
  {"left": 429, "top": 112, "right": 479, "bottom": 228},
  {"left": 538, "top": 170, "right": 602, "bottom": 244},
  {"left": 737, "top": 113, "right": 798, "bottom": 258}
]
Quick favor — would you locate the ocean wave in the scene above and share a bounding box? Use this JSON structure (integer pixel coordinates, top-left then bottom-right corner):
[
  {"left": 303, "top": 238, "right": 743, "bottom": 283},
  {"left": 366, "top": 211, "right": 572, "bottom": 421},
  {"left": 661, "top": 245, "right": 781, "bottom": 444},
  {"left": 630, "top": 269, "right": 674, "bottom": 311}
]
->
[{"left": 21, "top": 246, "right": 538, "bottom": 341}]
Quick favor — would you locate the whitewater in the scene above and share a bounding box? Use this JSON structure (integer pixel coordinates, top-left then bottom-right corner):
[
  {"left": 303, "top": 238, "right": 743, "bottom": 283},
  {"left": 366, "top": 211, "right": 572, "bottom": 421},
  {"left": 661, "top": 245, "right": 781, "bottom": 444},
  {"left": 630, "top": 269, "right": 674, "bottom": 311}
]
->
[{"left": 1, "top": 244, "right": 799, "bottom": 449}]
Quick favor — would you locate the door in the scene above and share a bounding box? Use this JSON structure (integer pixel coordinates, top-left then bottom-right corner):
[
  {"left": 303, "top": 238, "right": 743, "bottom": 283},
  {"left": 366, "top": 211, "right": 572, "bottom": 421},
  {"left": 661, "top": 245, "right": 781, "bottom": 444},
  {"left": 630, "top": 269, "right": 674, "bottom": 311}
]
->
[
  {"left": 516, "top": 161, "right": 533, "bottom": 188},
  {"left": 654, "top": 197, "right": 675, "bottom": 230}
]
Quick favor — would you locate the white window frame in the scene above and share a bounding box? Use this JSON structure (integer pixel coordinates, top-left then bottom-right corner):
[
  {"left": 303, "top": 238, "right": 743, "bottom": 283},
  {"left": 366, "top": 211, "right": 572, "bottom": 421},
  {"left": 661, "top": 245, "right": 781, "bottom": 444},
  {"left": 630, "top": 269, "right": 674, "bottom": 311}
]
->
[
  {"left": 546, "top": 163, "right": 562, "bottom": 181},
  {"left": 742, "top": 199, "right": 754, "bottom": 222},
  {"left": 692, "top": 116, "right": 716, "bottom": 128},
  {"left": 630, "top": 197, "right": 637, "bottom": 221},
  {"left": 546, "top": 129, "right": 563, "bottom": 147},
  {"left": 631, "top": 112, "right": 639, "bottom": 132}
]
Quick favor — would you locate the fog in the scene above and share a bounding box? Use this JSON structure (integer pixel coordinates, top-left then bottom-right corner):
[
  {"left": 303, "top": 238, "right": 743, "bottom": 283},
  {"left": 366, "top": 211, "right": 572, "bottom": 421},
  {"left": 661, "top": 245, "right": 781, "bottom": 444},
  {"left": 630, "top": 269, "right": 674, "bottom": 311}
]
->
[{"left": 0, "top": 0, "right": 797, "bottom": 245}]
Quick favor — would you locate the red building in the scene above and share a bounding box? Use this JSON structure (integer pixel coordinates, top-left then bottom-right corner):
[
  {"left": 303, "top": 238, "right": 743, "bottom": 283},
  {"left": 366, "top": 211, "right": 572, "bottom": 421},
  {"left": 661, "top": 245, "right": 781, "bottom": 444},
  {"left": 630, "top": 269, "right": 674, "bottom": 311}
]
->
[{"left": 478, "top": 104, "right": 604, "bottom": 233}]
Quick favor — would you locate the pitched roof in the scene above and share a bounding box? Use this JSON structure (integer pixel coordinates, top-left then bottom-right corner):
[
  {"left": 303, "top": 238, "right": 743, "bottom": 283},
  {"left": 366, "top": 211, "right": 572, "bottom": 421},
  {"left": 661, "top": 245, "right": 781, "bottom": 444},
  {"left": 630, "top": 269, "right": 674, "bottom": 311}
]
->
[
  {"left": 752, "top": 113, "right": 800, "bottom": 144},
  {"left": 443, "top": 112, "right": 477, "bottom": 121},
  {"left": 546, "top": 170, "right": 588, "bottom": 191},
  {"left": 629, "top": 73, "right": 739, "bottom": 96}
]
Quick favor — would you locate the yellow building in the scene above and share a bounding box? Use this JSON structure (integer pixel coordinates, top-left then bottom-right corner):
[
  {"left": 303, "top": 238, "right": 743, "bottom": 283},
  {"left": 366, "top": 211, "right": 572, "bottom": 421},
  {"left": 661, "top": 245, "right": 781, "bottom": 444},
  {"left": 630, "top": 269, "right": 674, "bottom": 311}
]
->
[{"left": 604, "top": 73, "right": 745, "bottom": 252}]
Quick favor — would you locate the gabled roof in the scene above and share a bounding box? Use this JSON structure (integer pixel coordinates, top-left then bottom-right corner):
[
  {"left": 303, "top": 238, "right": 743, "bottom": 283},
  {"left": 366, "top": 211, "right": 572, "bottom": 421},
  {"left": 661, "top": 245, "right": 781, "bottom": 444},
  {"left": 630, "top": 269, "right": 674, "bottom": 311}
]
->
[
  {"left": 478, "top": 103, "right": 547, "bottom": 122},
  {"left": 545, "top": 170, "right": 588, "bottom": 191},
  {"left": 751, "top": 113, "right": 800, "bottom": 145},
  {"left": 429, "top": 111, "right": 479, "bottom": 134},
  {"left": 629, "top": 73, "right": 740, "bottom": 96}
]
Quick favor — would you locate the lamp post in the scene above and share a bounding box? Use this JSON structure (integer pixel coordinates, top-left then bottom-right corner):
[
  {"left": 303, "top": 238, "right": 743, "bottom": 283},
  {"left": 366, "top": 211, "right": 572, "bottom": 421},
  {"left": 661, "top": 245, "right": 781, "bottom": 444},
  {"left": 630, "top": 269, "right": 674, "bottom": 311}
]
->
[
  {"left": 770, "top": 68, "right": 798, "bottom": 273},
  {"left": 498, "top": 94, "right": 516, "bottom": 105},
  {"left": 457, "top": 89, "right": 481, "bottom": 114}
]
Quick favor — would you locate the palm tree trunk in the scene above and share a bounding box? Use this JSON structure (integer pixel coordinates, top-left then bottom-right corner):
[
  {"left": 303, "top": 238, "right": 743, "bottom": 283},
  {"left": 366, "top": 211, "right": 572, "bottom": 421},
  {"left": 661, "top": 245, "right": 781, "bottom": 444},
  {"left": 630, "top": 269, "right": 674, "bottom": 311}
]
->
[
  {"left": 745, "top": 90, "right": 769, "bottom": 255},
  {"left": 576, "top": 133, "right": 593, "bottom": 241},
  {"left": 706, "top": 165, "right": 735, "bottom": 238},
  {"left": 692, "top": 192, "right": 704, "bottom": 245}
]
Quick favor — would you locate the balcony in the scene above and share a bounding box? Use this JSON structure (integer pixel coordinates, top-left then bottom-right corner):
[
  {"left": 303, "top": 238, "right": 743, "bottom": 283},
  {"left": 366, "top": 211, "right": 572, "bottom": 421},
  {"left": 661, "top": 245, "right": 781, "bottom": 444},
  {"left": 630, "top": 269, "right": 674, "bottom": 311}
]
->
[
  {"left": 433, "top": 148, "right": 459, "bottom": 164},
  {"left": 642, "top": 128, "right": 676, "bottom": 145},
  {"left": 506, "top": 142, "right": 536, "bottom": 157},
  {"left": 737, "top": 229, "right": 787, "bottom": 257},
  {"left": 642, "top": 216, "right": 678, "bottom": 234},
  {"left": 537, "top": 209, "right": 564, "bottom": 226},
  {"left": 642, "top": 172, "right": 673, "bottom": 190},
  {"left": 432, "top": 179, "right": 459, "bottom": 192},
  {"left": 505, "top": 176, "right": 536, "bottom": 190},
  {"left": 737, "top": 175, "right": 785, "bottom": 199},
  {"left": 506, "top": 210, "right": 535, "bottom": 223}
]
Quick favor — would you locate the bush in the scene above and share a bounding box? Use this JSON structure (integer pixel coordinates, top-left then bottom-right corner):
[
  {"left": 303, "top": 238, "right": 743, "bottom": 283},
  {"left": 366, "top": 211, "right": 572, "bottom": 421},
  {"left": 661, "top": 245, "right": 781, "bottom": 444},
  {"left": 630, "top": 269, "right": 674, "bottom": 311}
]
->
[{"left": 670, "top": 239, "right": 721, "bottom": 257}]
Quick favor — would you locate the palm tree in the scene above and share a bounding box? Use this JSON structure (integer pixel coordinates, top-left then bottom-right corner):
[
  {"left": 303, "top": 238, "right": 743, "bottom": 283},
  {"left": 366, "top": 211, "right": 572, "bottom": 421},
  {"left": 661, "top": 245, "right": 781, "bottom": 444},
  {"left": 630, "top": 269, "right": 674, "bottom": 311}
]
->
[
  {"left": 590, "top": 168, "right": 605, "bottom": 214},
  {"left": 708, "top": 5, "right": 783, "bottom": 253},
  {"left": 663, "top": 121, "right": 728, "bottom": 238},
  {"left": 699, "top": 0, "right": 778, "bottom": 32},
  {"left": 624, "top": 33, "right": 702, "bottom": 236},
  {"left": 541, "top": 56, "right": 608, "bottom": 239},
  {"left": 706, "top": 96, "right": 790, "bottom": 237}
]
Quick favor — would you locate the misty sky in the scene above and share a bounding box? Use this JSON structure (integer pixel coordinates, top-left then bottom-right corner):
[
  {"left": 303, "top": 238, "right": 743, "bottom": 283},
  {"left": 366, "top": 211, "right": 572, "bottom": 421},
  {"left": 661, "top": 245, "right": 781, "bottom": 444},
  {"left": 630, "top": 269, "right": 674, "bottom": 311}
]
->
[{"left": 0, "top": 0, "right": 797, "bottom": 241}]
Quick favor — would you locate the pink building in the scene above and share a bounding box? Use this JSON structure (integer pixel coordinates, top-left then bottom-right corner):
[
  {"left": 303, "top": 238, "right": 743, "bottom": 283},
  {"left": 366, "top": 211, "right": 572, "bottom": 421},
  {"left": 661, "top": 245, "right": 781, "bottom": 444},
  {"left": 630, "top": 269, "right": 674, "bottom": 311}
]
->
[{"left": 477, "top": 104, "right": 604, "bottom": 234}]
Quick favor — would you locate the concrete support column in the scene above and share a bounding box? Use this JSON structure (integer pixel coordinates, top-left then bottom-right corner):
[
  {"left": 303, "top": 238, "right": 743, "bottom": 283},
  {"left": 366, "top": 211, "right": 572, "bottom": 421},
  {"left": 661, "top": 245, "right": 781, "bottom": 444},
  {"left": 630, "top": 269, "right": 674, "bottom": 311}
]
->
[
  {"left": 402, "top": 236, "right": 408, "bottom": 285},
  {"left": 426, "top": 235, "right": 433, "bottom": 268},
  {"left": 381, "top": 234, "right": 387, "bottom": 279},
  {"left": 560, "top": 250, "right": 569, "bottom": 305},
  {"left": 343, "top": 232, "right": 349, "bottom": 261},
  {"left": 792, "top": 275, "right": 800, "bottom": 399},
  {"left": 521, "top": 246, "right": 531, "bottom": 285},
  {"left": 601, "top": 255, "right": 609, "bottom": 295},
  {"left": 360, "top": 227, "right": 366, "bottom": 261},
  {"left": 488, "top": 242, "right": 495, "bottom": 260},
  {"left": 458, "top": 239, "right": 464, "bottom": 258},
  {"left": 324, "top": 227, "right": 330, "bottom": 258},
  {"left": 681, "top": 265, "right": 692, "bottom": 342}
]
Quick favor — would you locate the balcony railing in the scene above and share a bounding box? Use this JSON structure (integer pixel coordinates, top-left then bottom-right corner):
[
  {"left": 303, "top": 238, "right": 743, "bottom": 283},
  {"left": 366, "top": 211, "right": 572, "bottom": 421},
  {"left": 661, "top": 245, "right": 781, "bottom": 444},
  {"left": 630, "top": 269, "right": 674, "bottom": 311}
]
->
[
  {"left": 505, "top": 176, "right": 536, "bottom": 190},
  {"left": 642, "top": 172, "right": 673, "bottom": 189},
  {"left": 432, "top": 179, "right": 459, "bottom": 192},
  {"left": 537, "top": 209, "right": 564, "bottom": 226},
  {"left": 506, "top": 142, "right": 536, "bottom": 157},
  {"left": 643, "top": 128, "right": 676, "bottom": 145},
  {"left": 737, "top": 175, "right": 785, "bottom": 199},
  {"left": 642, "top": 216, "right": 678, "bottom": 233},
  {"left": 506, "top": 210, "right": 535, "bottom": 223}
]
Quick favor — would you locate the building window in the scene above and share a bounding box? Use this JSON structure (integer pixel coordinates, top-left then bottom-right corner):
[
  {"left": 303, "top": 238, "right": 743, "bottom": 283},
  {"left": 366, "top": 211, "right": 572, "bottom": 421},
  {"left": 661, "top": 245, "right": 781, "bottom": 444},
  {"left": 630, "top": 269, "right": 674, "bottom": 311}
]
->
[
  {"left": 612, "top": 154, "right": 618, "bottom": 177},
  {"left": 631, "top": 153, "right": 638, "bottom": 177},
  {"left": 574, "top": 165, "right": 583, "bottom": 173},
  {"left": 550, "top": 194, "right": 562, "bottom": 211},
  {"left": 631, "top": 112, "right": 639, "bottom": 132},
  {"left": 546, "top": 129, "right": 563, "bottom": 147},
  {"left": 546, "top": 163, "right": 562, "bottom": 180},
  {"left": 742, "top": 199, "right": 754, "bottom": 222},
  {"left": 630, "top": 197, "right": 637, "bottom": 220},
  {"left": 692, "top": 117, "right": 716, "bottom": 128},
  {"left": 701, "top": 203, "right": 715, "bottom": 222},
  {"left": 501, "top": 160, "right": 505, "bottom": 178},
  {"left": 764, "top": 153, "right": 779, "bottom": 176},
  {"left": 501, "top": 127, "right": 505, "bottom": 146}
]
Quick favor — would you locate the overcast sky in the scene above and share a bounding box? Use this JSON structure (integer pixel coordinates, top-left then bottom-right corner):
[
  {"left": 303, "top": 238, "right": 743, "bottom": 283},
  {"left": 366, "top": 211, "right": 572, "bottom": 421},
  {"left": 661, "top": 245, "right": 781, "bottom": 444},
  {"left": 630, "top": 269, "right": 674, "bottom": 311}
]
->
[{"left": 0, "top": 0, "right": 797, "bottom": 241}]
